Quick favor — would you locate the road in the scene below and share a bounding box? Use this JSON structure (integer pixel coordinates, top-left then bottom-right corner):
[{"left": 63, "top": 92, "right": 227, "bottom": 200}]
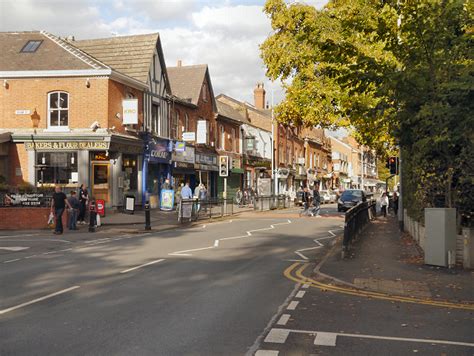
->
[{"left": 1, "top": 204, "right": 472, "bottom": 355}]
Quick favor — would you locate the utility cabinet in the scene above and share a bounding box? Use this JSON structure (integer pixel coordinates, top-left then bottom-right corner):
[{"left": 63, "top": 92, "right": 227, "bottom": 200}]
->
[{"left": 424, "top": 208, "right": 457, "bottom": 267}]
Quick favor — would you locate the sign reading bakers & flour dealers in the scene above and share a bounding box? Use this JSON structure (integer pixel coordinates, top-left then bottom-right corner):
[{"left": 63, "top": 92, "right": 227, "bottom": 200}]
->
[{"left": 25, "top": 141, "right": 110, "bottom": 150}]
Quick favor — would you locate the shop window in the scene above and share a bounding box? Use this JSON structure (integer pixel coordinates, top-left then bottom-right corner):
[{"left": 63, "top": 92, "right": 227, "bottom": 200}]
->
[
  {"left": 36, "top": 152, "right": 78, "bottom": 185},
  {"left": 220, "top": 125, "right": 225, "bottom": 150},
  {"left": 122, "top": 154, "right": 138, "bottom": 191},
  {"left": 48, "top": 91, "right": 69, "bottom": 130},
  {"left": 231, "top": 128, "right": 236, "bottom": 152}
]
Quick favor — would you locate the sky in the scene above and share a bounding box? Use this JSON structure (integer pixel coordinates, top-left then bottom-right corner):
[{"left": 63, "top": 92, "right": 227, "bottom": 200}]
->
[{"left": 0, "top": 0, "right": 328, "bottom": 104}]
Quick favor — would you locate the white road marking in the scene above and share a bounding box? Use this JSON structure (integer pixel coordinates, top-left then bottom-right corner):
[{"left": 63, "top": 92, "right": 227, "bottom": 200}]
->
[
  {"left": 169, "top": 246, "right": 215, "bottom": 256},
  {"left": 0, "top": 286, "right": 80, "bottom": 315},
  {"left": 0, "top": 247, "right": 29, "bottom": 251},
  {"left": 276, "top": 328, "right": 474, "bottom": 348},
  {"left": 264, "top": 329, "right": 290, "bottom": 344},
  {"left": 294, "top": 228, "right": 343, "bottom": 259},
  {"left": 0, "top": 233, "right": 40, "bottom": 239},
  {"left": 287, "top": 301, "right": 299, "bottom": 310},
  {"left": 255, "top": 350, "right": 279, "bottom": 356},
  {"left": 277, "top": 314, "right": 291, "bottom": 326},
  {"left": 120, "top": 259, "right": 165, "bottom": 274},
  {"left": 3, "top": 258, "right": 20, "bottom": 263},
  {"left": 314, "top": 332, "right": 337, "bottom": 346},
  {"left": 302, "top": 284, "right": 310, "bottom": 289},
  {"left": 295, "top": 291, "right": 306, "bottom": 298}
]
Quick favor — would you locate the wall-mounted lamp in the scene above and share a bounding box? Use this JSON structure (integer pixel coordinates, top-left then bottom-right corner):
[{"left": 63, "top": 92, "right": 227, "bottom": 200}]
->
[
  {"left": 115, "top": 113, "right": 121, "bottom": 119},
  {"left": 86, "top": 78, "right": 90, "bottom": 88},
  {"left": 3, "top": 79, "right": 8, "bottom": 89}
]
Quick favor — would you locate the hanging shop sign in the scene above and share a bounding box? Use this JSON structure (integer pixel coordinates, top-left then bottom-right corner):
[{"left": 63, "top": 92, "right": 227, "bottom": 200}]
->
[
  {"left": 147, "top": 138, "right": 171, "bottom": 164},
  {"left": 182, "top": 132, "right": 196, "bottom": 142},
  {"left": 122, "top": 99, "right": 138, "bottom": 125},
  {"left": 25, "top": 141, "right": 109, "bottom": 151},
  {"left": 196, "top": 120, "right": 207, "bottom": 144},
  {"left": 175, "top": 141, "right": 185, "bottom": 152}
]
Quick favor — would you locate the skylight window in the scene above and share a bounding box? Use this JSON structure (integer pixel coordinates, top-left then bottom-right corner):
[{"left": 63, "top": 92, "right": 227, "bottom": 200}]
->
[{"left": 21, "top": 40, "right": 42, "bottom": 53}]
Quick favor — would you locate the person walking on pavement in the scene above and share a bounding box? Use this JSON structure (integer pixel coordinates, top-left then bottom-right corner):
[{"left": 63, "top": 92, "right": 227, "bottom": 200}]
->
[
  {"left": 300, "top": 186, "right": 310, "bottom": 216},
  {"left": 161, "top": 178, "right": 171, "bottom": 190},
  {"left": 310, "top": 185, "right": 321, "bottom": 217},
  {"left": 181, "top": 182, "right": 193, "bottom": 200},
  {"left": 392, "top": 191, "right": 399, "bottom": 216},
  {"left": 194, "top": 182, "right": 201, "bottom": 199},
  {"left": 51, "top": 185, "right": 72, "bottom": 235},
  {"left": 77, "top": 184, "right": 89, "bottom": 225},
  {"left": 381, "top": 192, "right": 389, "bottom": 217},
  {"left": 67, "top": 191, "right": 80, "bottom": 230}
]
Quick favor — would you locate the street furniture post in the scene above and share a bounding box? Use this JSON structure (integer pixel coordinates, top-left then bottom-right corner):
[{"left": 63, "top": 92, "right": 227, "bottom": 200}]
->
[{"left": 145, "top": 201, "right": 151, "bottom": 231}]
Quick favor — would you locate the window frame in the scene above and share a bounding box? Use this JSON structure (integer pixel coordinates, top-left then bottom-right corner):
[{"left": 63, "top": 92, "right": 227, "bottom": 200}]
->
[
  {"left": 21, "top": 40, "right": 43, "bottom": 53},
  {"left": 47, "top": 91, "right": 70, "bottom": 131}
]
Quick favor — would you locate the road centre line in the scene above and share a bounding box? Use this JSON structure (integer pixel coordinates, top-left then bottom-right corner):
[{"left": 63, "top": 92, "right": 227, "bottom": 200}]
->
[
  {"left": 272, "top": 327, "right": 474, "bottom": 348},
  {"left": 294, "top": 228, "right": 342, "bottom": 260},
  {"left": 295, "top": 291, "right": 306, "bottom": 298},
  {"left": 120, "top": 259, "right": 165, "bottom": 274},
  {"left": 287, "top": 301, "right": 299, "bottom": 310},
  {"left": 0, "top": 286, "right": 80, "bottom": 316}
]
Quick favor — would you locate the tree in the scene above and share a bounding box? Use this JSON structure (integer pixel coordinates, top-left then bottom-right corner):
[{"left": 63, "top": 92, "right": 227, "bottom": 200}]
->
[{"left": 261, "top": 0, "right": 473, "bottom": 219}]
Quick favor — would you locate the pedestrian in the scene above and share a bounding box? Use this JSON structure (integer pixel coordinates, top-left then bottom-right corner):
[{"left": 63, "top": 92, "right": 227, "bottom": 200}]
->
[
  {"left": 67, "top": 191, "right": 80, "bottom": 230},
  {"left": 181, "top": 182, "right": 193, "bottom": 200},
  {"left": 161, "top": 178, "right": 171, "bottom": 190},
  {"left": 194, "top": 182, "right": 201, "bottom": 199},
  {"left": 302, "top": 186, "right": 310, "bottom": 212},
  {"left": 50, "top": 185, "right": 72, "bottom": 235},
  {"left": 393, "top": 191, "right": 399, "bottom": 216},
  {"left": 310, "top": 185, "right": 321, "bottom": 217},
  {"left": 380, "top": 192, "right": 389, "bottom": 217},
  {"left": 77, "top": 184, "right": 89, "bottom": 224}
]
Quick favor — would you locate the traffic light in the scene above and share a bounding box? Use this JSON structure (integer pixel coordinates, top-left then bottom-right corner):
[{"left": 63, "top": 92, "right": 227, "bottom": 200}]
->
[
  {"left": 219, "top": 156, "right": 229, "bottom": 177},
  {"left": 388, "top": 156, "right": 398, "bottom": 175}
]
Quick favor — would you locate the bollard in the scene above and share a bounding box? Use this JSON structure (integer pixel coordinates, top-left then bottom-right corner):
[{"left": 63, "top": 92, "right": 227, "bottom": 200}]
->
[
  {"left": 145, "top": 201, "right": 151, "bottom": 231},
  {"left": 89, "top": 200, "right": 96, "bottom": 233}
]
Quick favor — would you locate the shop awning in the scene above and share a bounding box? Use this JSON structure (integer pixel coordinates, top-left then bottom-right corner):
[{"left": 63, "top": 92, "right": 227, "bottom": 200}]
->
[{"left": 0, "top": 132, "right": 11, "bottom": 144}]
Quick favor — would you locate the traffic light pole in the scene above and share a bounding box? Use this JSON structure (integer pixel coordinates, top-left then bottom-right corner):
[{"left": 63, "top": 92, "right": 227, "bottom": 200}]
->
[{"left": 223, "top": 177, "right": 227, "bottom": 214}]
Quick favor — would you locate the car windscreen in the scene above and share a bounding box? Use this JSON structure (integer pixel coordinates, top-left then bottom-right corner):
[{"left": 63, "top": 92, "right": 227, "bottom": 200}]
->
[{"left": 340, "top": 190, "right": 363, "bottom": 200}]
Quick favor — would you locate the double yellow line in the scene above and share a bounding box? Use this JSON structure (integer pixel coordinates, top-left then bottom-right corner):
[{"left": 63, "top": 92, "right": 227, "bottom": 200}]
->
[{"left": 284, "top": 263, "right": 474, "bottom": 311}]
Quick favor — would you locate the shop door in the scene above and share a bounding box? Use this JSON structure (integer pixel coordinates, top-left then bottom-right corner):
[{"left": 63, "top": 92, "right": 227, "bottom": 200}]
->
[{"left": 92, "top": 163, "right": 110, "bottom": 203}]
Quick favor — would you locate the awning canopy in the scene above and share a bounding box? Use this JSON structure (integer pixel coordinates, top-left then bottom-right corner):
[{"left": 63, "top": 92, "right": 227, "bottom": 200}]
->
[{"left": 0, "top": 132, "right": 12, "bottom": 144}]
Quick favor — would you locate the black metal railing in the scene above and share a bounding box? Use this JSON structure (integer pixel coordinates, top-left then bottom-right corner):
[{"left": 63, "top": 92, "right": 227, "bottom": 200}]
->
[
  {"left": 254, "top": 195, "right": 291, "bottom": 211},
  {"left": 177, "top": 198, "right": 235, "bottom": 222},
  {"left": 342, "top": 200, "right": 376, "bottom": 258}
]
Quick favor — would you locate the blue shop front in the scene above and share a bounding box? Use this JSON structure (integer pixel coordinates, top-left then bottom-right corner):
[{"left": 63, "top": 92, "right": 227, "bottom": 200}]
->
[{"left": 143, "top": 136, "right": 172, "bottom": 209}]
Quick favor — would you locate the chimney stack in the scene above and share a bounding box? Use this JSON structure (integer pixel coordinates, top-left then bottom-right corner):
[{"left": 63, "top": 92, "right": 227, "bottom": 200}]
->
[
  {"left": 177, "top": 60, "right": 182, "bottom": 67},
  {"left": 253, "top": 83, "right": 266, "bottom": 110}
]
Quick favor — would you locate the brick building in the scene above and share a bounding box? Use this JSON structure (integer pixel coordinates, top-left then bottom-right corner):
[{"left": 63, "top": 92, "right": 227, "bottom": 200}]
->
[
  {"left": 167, "top": 62, "right": 219, "bottom": 197},
  {"left": 0, "top": 31, "right": 170, "bottom": 208}
]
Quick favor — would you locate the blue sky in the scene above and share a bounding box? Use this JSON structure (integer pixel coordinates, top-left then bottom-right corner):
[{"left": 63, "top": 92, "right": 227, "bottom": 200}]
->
[{"left": 0, "top": 0, "right": 328, "bottom": 103}]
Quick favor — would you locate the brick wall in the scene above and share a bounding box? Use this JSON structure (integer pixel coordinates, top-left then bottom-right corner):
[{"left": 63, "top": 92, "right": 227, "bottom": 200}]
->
[
  {"left": 9, "top": 143, "right": 28, "bottom": 185},
  {"left": 0, "top": 207, "right": 68, "bottom": 230},
  {"left": 107, "top": 80, "right": 144, "bottom": 134},
  {"left": 0, "top": 77, "right": 109, "bottom": 129}
]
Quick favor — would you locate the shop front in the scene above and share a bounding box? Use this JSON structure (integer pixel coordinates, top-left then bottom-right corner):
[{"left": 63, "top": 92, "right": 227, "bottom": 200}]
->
[
  {"left": 0, "top": 132, "right": 11, "bottom": 184},
  {"left": 16, "top": 135, "right": 143, "bottom": 209},
  {"left": 143, "top": 137, "right": 172, "bottom": 209},
  {"left": 172, "top": 144, "right": 196, "bottom": 191},
  {"left": 195, "top": 147, "right": 218, "bottom": 198}
]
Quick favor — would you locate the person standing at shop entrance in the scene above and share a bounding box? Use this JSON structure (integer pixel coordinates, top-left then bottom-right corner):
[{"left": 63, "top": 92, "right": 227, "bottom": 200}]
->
[
  {"left": 51, "top": 185, "right": 72, "bottom": 235},
  {"left": 77, "top": 184, "right": 89, "bottom": 225}
]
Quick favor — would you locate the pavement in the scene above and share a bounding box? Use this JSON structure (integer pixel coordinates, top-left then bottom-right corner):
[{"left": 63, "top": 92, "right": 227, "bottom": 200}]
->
[{"left": 1, "top": 205, "right": 472, "bottom": 355}]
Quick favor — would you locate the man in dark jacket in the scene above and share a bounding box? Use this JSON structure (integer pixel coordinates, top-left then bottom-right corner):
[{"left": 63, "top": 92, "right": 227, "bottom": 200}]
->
[
  {"left": 51, "top": 185, "right": 72, "bottom": 235},
  {"left": 310, "top": 185, "right": 321, "bottom": 217}
]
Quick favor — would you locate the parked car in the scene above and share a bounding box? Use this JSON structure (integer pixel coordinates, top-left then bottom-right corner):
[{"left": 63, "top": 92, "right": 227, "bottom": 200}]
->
[
  {"left": 337, "top": 189, "right": 367, "bottom": 212},
  {"left": 294, "top": 190, "right": 305, "bottom": 206},
  {"left": 319, "top": 190, "right": 332, "bottom": 204}
]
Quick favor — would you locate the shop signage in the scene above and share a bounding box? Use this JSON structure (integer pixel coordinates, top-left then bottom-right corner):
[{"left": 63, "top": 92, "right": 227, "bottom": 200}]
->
[
  {"left": 147, "top": 138, "right": 171, "bottom": 163},
  {"left": 196, "top": 120, "right": 207, "bottom": 144},
  {"left": 175, "top": 141, "right": 185, "bottom": 152},
  {"left": 232, "top": 158, "right": 242, "bottom": 169},
  {"left": 109, "top": 143, "right": 143, "bottom": 154},
  {"left": 122, "top": 99, "right": 138, "bottom": 125},
  {"left": 174, "top": 161, "right": 194, "bottom": 169},
  {"left": 5, "top": 193, "right": 50, "bottom": 207},
  {"left": 182, "top": 132, "right": 196, "bottom": 142},
  {"left": 160, "top": 189, "right": 174, "bottom": 211},
  {"left": 172, "top": 146, "right": 195, "bottom": 164},
  {"left": 25, "top": 141, "right": 109, "bottom": 151},
  {"left": 93, "top": 152, "right": 109, "bottom": 161},
  {"left": 15, "top": 110, "right": 31, "bottom": 115},
  {"left": 196, "top": 153, "right": 217, "bottom": 165},
  {"left": 194, "top": 163, "right": 218, "bottom": 171}
]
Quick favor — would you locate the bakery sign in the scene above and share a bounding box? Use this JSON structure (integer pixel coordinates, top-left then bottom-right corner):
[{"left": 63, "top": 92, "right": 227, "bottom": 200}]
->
[{"left": 25, "top": 141, "right": 110, "bottom": 150}]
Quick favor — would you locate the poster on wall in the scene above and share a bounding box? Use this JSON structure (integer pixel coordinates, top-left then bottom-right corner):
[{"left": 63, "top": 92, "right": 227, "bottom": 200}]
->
[
  {"left": 122, "top": 99, "right": 138, "bottom": 125},
  {"left": 160, "top": 189, "right": 174, "bottom": 211}
]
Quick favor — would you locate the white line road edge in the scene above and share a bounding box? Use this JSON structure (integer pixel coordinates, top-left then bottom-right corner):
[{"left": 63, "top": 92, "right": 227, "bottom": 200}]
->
[
  {"left": 294, "top": 228, "right": 343, "bottom": 260},
  {"left": 0, "top": 286, "right": 80, "bottom": 315},
  {"left": 169, "top": 220, "right": 292, "bottom": 257},
  {"left": 120, "top": 259, "right": 165, "bottom": 274}
]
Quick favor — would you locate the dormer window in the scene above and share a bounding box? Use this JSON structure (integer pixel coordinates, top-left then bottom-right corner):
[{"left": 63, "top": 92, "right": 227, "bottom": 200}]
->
[{"left": 21, "top": 40, "right": 42, "bottom": 53}]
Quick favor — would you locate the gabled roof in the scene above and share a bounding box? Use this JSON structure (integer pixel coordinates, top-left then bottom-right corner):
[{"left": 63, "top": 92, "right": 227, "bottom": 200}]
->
[
  {"left": 73, "top": 33, "right": 160, "bottom": 84},
  {"left": 0, "top": 31, "right": 109, "bottom": 71},
  {"left": 167, "top": 64, "right": 214, "bottom": 107},
  {"left": 216, "top": 101, "right": 249, "bottom": 124}
]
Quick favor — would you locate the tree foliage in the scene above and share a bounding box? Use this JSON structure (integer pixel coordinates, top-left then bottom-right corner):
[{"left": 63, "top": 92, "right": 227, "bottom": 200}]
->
[{"left": 261, "top": 0, "right": 473, "bottom": 220}]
